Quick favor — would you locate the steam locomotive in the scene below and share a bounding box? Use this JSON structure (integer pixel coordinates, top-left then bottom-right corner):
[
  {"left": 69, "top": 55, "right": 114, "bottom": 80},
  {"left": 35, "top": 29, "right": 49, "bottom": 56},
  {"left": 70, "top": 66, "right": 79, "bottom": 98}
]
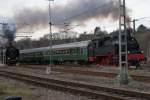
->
[
  {"left": 19, "top": 30, "right": 145, "bottom": 67},
  {"left": 5, "top": 45, "right": 19, "bottom": 65},
  {"left": 92, "top": 31, "right": 145, "bottom": 67},
  {"left": 0, "top": 23, "right": 19, "bottom": 65}
]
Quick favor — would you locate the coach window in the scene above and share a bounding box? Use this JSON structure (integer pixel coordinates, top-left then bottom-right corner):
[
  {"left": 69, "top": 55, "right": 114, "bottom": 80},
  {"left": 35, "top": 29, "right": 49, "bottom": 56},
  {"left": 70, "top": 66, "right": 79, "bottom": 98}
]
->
[
  {"left": 49, "top": 51, "right": 51, "bottom": 55},
  {"left": 47, "top": 51, "right": 49, "bottom": 55},
  {"left": 76, "top": 48, "right": 80, "bottom": 54},
  {"left": 55, "top": 50, "right": 57, "bottom": 54},
  {"left": 63, "top": 50, "right": 65, "bottom": 54},
  {"left": 83, "top": 48, "right": 87, "bottom": 54},
  {"left": 69, "top": 49, "right": 71, "bottom": 54},
  {"left": 66, "top": 49, "right": 68, "bottom": 54},
  {"left": 80, "top": 48, "right": 83, "bottom": 54},
  {"left": 58, "top": 50, "right": 60, "bottom": 54},
  {"left": 76, "top": 48, "right": 78, "bottom": 54},
  {"left": 70, "top": 49, "right": 73, "bottom": 54},
  {"left": 45, "top": 51, "right": 48, "bottom": 55},
  {"left": 73, "top": 48, "right": 76, "bottom": 54},
  {"left": 72, "top": 49, "right": 75, "bottom": 54},
  {"left": 54, "top": 50, "right": 56, "bottom": 55},
  {"left": 35, "top": 52, "right": 37, "bottom": 57},
  {"left": 59, "top": 50, "right": 61, "bottom": 54},
  {"left": 67, "top": 49, "right": 69, "bottom": 54},
  {"left": 45, "top": 51, "right": 47, "bottom": 55},
  {"left": 43, "top": 51, "right": 45, "bottom": 55},
  {"left": 67, "top": 49, "right": 70, "bottom": 54},
  {"left": 71, "top": 49, "right": 74, "bottom": 54},
  {"left": 74, "top": 48, "right": 76, "bottom": 54},
  {"left": 66, "top": 50, "right": 68, "bottom": 54},
  {"left": 58, "top": 50, "right": 59, "bottom": 54},
  {"left": 60, "top": 50, "right": 61, "bottom": 54},
  {"left": 37, "top": 52, "right": 40, "bottom": 56},
  {"left": 52, "top": 51, "right": 55, "bottom": 55}
]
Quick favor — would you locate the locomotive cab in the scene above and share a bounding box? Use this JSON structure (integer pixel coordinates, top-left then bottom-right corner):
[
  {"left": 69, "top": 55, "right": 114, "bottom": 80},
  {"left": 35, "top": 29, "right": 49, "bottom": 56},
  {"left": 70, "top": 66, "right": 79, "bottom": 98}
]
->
[{"left": 92, "top": 36, "right": 117, "bottom": 66}]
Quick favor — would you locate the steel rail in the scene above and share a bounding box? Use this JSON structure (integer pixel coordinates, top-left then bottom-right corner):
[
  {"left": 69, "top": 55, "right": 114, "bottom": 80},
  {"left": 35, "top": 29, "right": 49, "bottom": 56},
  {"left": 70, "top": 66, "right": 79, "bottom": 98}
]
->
[
  {"left": 12, "top": 65, "right": 150, "bottom": 83},
  {"left": 0, "top": 69, "right": 150, "bottom": 100}
]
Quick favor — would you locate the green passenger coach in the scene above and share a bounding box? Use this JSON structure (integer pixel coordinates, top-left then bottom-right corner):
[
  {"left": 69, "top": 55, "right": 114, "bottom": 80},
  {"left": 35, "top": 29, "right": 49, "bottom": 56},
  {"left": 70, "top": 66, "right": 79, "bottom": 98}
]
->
[{"left": 19, "top": 40, "right": 96, "bottom": 65}]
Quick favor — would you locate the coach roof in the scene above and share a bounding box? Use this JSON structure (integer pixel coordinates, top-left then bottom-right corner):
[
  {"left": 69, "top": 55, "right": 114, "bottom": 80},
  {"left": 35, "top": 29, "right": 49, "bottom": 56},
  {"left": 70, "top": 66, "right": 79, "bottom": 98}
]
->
[{"left": 20, "top": 40, "right": 91, "bottom": 53}]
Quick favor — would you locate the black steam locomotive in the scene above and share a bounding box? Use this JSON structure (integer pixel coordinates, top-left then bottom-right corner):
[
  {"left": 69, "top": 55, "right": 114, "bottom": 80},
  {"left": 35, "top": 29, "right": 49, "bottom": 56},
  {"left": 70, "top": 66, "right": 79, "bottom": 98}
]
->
[
  {"left": 5, "top": 45, "right": 19, "bottom": 65},
  {"left": 92, "top": 30, "right": 145, "bottom": 67}
]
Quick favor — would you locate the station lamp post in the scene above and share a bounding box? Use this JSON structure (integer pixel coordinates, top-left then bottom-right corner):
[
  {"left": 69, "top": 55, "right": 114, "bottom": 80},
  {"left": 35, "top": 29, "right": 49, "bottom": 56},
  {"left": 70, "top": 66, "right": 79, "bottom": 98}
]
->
[{"left": 45, "top": 0, "right": 54, "bottom": 74}]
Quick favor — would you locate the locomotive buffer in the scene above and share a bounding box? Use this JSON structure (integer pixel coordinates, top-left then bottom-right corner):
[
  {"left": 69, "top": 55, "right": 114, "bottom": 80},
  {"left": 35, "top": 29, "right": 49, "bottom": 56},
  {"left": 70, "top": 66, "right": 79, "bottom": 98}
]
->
[{"left": 118, "top": 0, "right": 130, "bottom": 85}]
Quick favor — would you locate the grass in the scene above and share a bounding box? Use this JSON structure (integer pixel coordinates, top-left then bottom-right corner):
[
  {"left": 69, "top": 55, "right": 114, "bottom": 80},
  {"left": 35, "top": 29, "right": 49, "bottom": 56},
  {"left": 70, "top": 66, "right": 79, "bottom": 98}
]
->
[{"left": 0, "top": 80, "right": 38, "bottom": 100}]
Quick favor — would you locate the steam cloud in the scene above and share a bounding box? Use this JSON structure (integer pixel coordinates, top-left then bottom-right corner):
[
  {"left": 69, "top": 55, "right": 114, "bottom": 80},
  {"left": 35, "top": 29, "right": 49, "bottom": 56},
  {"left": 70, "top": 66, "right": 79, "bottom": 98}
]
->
[
  {"left": 13, "top": 0, "right": 126, "bottom": 30},
  {"left": 0, "top": 17, "right": 16, "bottom": 45}
]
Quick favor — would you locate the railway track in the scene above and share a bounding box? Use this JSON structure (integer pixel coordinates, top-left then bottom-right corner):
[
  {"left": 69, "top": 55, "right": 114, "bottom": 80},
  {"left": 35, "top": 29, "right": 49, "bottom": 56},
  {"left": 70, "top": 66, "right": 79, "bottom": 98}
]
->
[
  {"left": 0, "top": 69, "right": 150, "bottom": 100},
  {"left": 11, "top": 65, "right": 150, "bottom": 83}
]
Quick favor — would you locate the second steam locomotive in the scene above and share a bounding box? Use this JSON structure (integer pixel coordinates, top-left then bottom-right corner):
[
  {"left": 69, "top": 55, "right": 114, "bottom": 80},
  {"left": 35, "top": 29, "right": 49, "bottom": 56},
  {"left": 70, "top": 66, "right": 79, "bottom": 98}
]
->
[{"left": 5, "top": 45, "right": 19, "bottom": 65}]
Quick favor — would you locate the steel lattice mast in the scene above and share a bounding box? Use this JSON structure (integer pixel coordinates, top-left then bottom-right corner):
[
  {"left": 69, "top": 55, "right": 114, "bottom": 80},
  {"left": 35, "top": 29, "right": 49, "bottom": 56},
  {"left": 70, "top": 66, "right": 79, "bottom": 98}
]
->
[{"left": 118, "top": 0, "right": 130, "bottom": 85}]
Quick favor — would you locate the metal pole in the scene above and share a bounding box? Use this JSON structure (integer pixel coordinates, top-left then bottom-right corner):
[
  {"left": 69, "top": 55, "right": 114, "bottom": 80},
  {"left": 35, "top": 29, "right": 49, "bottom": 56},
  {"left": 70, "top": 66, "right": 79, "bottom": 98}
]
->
[
  {"left": 147, "top": 41, "right": 150, "bottom": 60},
  {"left": 133, "top": 19, "right": 136, "bottom": 35},
  {"left": 118, "top": 0, "right": 129, "bottom": 85},
  {"left": 0, "top": 47, "right": 3, "bottom": 64},
  {"left": 2, "top": 48, "right": 5, "bottom": 64},
  {"left": 119, "top": 0, "right": 122, "bottom": 73},
  {"left": 46, "top": 0, "right": 54, "bottom": 74}
]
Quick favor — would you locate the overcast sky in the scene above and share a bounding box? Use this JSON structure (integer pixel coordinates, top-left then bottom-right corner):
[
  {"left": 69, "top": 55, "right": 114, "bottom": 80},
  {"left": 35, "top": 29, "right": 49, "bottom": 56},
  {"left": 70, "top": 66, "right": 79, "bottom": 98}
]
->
[{"left": 0, "top": 0, "right": 150, "bottom": 39}]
